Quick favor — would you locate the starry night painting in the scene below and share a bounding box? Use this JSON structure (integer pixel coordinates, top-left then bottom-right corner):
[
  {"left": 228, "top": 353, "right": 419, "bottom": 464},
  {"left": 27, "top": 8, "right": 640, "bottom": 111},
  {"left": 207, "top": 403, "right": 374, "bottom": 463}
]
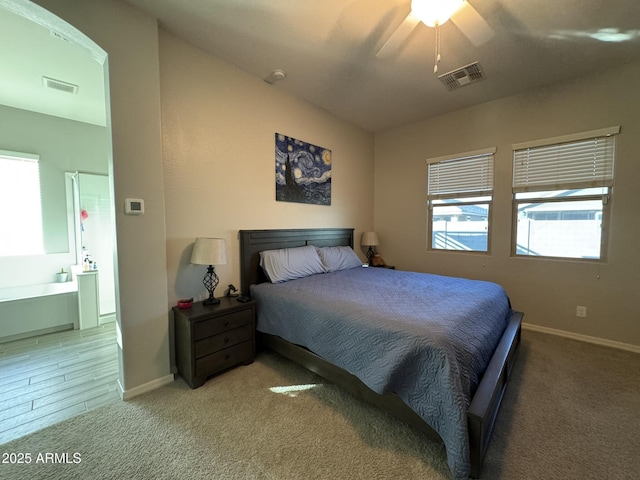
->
[{"left": 275, "top": 133, "right": 331, "bottom": 206}]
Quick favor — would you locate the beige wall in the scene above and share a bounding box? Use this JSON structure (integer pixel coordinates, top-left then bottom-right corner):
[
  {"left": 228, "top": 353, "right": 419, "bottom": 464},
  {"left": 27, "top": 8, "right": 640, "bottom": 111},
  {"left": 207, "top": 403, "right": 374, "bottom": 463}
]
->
[
  {"left": 159, "top": 30, "right": 374, "bottom": 306},
  {"left": 374, "top": 61, "right": 640, "bottom": 347}
]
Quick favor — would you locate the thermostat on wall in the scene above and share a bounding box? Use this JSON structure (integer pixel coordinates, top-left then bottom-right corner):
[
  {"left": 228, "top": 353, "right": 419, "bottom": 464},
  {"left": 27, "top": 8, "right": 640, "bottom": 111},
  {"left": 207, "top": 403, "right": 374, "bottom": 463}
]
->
[{"left": 125, "top": 198, "right": 145, "bottom": 215}]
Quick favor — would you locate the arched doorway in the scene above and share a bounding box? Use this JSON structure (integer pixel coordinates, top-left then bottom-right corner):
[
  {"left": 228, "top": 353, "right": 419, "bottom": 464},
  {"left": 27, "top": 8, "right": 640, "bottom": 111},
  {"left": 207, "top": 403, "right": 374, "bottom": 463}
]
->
[{"left": 0, "top": 0, "right": 121, "bottom": 441}]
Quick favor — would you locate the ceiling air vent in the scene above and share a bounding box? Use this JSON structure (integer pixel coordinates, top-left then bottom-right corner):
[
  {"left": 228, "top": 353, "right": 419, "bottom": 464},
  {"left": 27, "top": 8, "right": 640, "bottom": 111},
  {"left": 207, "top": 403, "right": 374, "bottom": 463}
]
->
[
  {"left": 42, "top": 76, "right": 79, "bottom": 94},
  {"left": 437, "top": 62, "right": 485, "bottom": 91}
]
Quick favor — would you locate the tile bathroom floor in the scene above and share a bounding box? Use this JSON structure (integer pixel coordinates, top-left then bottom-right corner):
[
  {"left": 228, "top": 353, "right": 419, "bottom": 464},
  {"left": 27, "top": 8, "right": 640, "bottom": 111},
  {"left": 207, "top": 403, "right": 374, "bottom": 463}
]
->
[{"left": 0, "top": 322, "right": 120, "bottom": 444}]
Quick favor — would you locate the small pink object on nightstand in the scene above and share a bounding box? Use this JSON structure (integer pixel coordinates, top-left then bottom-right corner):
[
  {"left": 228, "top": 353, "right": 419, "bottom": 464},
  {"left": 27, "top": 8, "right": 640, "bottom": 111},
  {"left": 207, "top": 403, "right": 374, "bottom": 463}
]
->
[{"left": 177, "top": 298, "right": 193, "bottom": 309}]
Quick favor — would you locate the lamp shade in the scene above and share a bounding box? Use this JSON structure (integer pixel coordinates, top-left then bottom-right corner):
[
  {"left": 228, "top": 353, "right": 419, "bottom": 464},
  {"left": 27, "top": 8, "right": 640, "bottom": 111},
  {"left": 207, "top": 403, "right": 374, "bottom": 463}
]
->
[
  {"left": 361, "top": 231, "right": 380, "bottom": 247},
  {"left": 190, "top": 237, "right": 228, "bottom": 266}
]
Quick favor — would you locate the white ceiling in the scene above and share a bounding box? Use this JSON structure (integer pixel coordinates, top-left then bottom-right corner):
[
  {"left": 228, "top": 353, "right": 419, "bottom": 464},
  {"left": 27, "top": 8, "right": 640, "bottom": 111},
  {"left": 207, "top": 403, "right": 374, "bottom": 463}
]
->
[
  {"left": 2, "top": 1, "right": 640, "bottom": 132},
  {"left": 121, "top": 0, "right": 640, "bottom": 132},
  {"left": 0, "top": 3, "right": 107, "bottom": 127}
]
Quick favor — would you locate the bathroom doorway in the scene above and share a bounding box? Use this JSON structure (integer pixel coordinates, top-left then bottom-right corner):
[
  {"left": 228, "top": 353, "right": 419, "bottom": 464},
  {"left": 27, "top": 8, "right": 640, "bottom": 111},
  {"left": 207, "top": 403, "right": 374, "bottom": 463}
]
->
[{"left": 0, "top": 0, "right": 120, "bottom": 440}]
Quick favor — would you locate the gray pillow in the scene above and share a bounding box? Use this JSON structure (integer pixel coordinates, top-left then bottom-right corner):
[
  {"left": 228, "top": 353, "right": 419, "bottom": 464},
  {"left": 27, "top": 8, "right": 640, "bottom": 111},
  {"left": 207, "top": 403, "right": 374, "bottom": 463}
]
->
[
  {"left": 316, "top": 246, "right": 362, "bottom": 272},
  {"left": 259, "top": 245, "right": 326, "bottom": 283}
]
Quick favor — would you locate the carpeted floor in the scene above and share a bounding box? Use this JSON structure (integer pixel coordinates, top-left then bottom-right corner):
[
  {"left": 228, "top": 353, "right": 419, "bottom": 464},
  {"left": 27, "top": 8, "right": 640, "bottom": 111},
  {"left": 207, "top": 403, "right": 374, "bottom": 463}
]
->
[{"left": 0, "top": 330, "right": 638, "bottom": 480}]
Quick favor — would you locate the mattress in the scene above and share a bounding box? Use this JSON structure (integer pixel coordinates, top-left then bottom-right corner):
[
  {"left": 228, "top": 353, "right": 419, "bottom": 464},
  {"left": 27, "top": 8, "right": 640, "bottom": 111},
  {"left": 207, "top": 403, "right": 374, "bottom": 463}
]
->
[{"left": 250, "top": 266, "right": 511, "bottom": 479}]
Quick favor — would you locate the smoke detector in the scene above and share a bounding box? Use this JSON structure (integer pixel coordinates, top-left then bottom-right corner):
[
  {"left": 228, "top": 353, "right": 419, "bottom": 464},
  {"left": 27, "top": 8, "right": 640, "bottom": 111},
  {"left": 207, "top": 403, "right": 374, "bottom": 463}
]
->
[
  {"left": 437, "top": 61, "right": 485, "bottom": 91},
  {"left": 264, "top": 69, "right": 287, "bottom": 85},
  {"left": 42, "top": 76, "right": 79, "bottom": 94}
]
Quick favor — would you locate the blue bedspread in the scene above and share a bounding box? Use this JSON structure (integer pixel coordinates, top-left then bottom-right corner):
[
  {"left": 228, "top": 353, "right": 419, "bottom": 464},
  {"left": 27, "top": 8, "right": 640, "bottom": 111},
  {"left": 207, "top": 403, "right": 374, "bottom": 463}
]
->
[{"left": 250, "top": 267, "right": 511, "bottom": 479}]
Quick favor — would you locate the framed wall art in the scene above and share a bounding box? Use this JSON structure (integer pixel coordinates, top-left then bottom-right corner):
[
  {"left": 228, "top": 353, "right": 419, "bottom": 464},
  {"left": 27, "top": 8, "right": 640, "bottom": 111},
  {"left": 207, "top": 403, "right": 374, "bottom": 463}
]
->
[{"left": 275, "top": 133, "right": 331, "bottom": 206}]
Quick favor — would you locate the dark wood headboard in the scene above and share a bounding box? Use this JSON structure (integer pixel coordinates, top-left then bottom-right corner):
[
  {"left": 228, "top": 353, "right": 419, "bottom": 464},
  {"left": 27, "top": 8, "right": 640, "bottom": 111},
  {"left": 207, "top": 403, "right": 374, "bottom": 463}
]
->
[{"left": 239, "top": 228, "right": 355, "bottom": 296}]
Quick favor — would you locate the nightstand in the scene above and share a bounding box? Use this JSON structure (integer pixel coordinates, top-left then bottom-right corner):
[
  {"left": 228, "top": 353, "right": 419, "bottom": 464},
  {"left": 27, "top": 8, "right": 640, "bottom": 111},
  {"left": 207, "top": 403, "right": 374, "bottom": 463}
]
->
[{"left": 173, "top": 297, "right": 256, "bottom": 388}]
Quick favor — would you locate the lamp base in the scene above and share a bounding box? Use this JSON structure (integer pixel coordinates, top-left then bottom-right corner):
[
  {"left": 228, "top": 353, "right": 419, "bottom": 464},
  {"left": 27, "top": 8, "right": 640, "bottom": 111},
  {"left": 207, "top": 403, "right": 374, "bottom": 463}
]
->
[
  {"left": 366, "top": 246, "right": 375, "bottom": 266},
  {"left": 202, "top": 265, "right": 220, "bottom": 306}
]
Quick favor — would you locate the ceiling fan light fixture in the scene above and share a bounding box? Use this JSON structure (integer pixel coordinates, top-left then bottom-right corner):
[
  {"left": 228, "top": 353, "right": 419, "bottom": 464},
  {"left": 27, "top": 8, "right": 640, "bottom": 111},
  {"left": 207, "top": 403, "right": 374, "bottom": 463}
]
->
[{"left": 411, "top": 0, "right": 465, "bottom": 27}]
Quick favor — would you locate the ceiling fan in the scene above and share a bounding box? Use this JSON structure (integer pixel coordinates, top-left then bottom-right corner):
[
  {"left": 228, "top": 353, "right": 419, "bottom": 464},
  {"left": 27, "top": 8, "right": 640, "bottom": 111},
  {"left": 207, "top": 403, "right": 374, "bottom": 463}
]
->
[{"left": 377, "top": 0, "right": 494, "bottom": 69}]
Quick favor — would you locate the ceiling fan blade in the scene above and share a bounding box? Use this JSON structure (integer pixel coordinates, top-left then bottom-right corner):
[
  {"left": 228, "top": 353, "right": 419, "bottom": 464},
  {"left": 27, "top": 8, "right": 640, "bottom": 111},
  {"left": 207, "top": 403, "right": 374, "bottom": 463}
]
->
[
  {"left": 450, "top": 1, "right": 494, "bottom": 46},
  {"left": 376, "top": 13, "right": 421, "bottom": 59}
]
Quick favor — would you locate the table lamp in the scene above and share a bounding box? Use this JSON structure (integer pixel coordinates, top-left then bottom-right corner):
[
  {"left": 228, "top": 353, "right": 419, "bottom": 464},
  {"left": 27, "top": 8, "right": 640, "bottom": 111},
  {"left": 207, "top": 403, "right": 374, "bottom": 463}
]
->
[
  {"left": 190, "top": 237, "right": 228, "bottom": 305},
  {"left": 361, "top": 231, "right": 379, "bottom": 266}
]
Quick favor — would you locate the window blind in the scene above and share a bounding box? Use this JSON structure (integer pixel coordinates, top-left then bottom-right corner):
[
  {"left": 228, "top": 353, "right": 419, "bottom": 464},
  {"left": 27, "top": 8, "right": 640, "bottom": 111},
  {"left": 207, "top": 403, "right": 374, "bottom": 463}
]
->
[
  {"left": 0, "top": 151, "right": 43, "bottom": 255},
  {"left": 427, "top": 150, "right": 494, "bottom": 199},
  {"left": 512, "top": 128, "right": 618, "bottom": 193}
]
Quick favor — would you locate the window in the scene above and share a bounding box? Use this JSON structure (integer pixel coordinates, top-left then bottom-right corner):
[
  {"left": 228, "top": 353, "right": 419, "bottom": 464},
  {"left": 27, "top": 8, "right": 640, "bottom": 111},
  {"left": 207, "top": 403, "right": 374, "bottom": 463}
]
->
[
  {"left": 0, "top": 150, "right": 44, "bottom": 256},
  {"left": 512, "top": 126, "right": 619, "bottom": 260},
  {"left": 427, "top": 148, "right": 495, "bottom": 252}
]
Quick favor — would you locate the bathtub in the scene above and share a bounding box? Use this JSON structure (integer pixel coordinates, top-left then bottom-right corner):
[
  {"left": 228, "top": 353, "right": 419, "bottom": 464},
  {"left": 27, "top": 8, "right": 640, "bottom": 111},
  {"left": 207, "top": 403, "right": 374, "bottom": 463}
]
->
[{"left": 0, "top": 282, "right": 79, "bottom": 343}]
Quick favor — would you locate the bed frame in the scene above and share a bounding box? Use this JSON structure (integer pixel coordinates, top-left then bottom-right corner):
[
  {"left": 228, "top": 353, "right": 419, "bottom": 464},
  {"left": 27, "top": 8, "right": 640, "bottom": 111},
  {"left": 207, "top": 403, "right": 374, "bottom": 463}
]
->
[{"left": 239, "top": 228, "right": 522, "bottom": 478}]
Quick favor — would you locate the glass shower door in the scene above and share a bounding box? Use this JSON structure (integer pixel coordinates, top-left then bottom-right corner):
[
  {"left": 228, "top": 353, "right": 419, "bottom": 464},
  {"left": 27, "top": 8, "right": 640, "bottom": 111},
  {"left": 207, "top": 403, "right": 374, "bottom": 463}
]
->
[{"left": 74, "top": 172, "right": 116, "bottom": 318}]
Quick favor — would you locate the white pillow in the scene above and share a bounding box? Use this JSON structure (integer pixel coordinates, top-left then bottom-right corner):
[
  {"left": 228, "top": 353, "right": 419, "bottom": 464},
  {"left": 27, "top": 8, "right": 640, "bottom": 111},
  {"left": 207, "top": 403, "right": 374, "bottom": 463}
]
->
[
  {"left": 316, "top": 246, "right": 362, "bottom": 272},
  {"left": 259, "top": 245, "right": 326, "bottom": 283}
]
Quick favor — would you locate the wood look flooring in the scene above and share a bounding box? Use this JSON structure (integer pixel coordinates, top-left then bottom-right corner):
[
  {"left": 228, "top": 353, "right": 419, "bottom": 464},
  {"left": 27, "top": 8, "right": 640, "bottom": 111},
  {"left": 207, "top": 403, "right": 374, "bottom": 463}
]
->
[{"left": 0, "top": 322, "right": 120, "bottom": 444}]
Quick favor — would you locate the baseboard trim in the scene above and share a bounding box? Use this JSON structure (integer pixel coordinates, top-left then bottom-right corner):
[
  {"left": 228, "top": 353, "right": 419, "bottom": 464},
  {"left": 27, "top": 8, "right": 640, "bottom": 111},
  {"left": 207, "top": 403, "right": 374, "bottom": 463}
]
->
[
  {"left": 0, "top": 323, "right": 74, "bottom": 344},
  {"left": 100, "top": 313, "right": 116, "bottom": 324},
  {"left": 118, "top": 374, "right": 175, "bottom": 401},
  {"left": 522, "top": 322, "right": 640, "bottom": 354}
]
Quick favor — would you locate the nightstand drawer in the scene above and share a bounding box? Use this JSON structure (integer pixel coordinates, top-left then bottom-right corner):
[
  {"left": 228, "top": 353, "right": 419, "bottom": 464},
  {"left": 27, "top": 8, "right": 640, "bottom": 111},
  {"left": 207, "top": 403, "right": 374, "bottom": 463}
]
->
[
  {"left": 173, "top": 297, "right": 256, "bottom": 388},
  {"left": 194, "top": 308, "right": 252, "bottom": 341},
  {"left": 194, "top": 324, "right": 252, "bottom": 358},
  {"left": 195, "top": 340, "right": 253, "bottom": 377}
]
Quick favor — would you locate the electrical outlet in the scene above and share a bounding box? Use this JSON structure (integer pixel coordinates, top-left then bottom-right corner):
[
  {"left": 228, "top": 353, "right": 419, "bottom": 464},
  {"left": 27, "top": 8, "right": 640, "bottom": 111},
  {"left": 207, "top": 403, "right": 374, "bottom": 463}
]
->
[{"left": 576, "top": 306, "right": 587, "bottom": 318}]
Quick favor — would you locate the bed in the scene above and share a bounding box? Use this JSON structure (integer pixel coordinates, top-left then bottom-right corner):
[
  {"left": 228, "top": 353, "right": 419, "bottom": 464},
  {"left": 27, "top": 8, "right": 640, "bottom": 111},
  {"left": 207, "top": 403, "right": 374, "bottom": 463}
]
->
[{"left": 239, "top": 228, "right": 522, "bottom": 479}]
